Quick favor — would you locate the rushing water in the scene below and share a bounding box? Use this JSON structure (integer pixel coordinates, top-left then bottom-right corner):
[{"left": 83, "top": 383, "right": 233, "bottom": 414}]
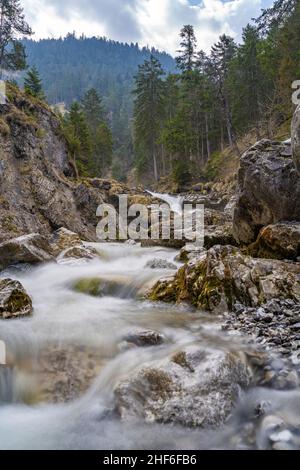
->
[
  {"left": 146, "top": 191, "right": 184, "bottom": 215},
  {"left": 0, "top": 236, "right": 300, "bottom": 449}
]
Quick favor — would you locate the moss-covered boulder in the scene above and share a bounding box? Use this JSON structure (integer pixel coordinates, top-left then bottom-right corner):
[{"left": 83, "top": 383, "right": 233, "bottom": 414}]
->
[
  {"left": 73, "top": 276, "right": 135, "bottom": 298},
  {"left": 149, "top": 246, "right": 300, "bottom": 312},
  {"left": 0, "top": 279, "right": 33, "bottom": 319}
]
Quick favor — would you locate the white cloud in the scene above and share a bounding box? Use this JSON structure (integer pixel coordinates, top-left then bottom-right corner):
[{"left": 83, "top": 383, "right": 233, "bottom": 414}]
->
[{"left": 22, "top": 0, "right": 274, "bottom": 55}]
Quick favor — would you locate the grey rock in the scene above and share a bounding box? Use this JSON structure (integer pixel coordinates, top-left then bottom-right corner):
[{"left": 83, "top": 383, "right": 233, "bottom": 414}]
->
[
  {"left": 233, "top": 139, "right": 300, "bottom": 244},
  {"left": 123, "top": 330, "right": 165, "bottom": 347},
  {"left": 115, "top": 346, "right": 251, "bottom": 427},
  {"left": 145, "top": 259, "right": 177, "bottom": 270},
  {"left": 0, "top": 234, "right": 54, "bottom": 270}
]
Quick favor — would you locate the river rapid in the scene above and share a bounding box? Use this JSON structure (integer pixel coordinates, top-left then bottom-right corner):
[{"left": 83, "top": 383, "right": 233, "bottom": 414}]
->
[{"left": 1, "top": 208, "right": 300, "bottom": 450}]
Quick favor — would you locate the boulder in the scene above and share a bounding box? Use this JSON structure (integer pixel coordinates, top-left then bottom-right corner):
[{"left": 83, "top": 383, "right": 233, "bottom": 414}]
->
[
  {"left": 145, "top": 259, "right": 177, "bottom": 270},
  {"left": 233, "top": 140, "right": 300, "bottom": 244},
  {"left": 0, "top": 279, "right": 32, "bottom": 319},
  {"left": 50, "top": 228, "right": 82, "bottom": 255},
  {"left": 115, "top": 346, "right": 251, "bottom": 427},
  {"left": 73, "top": 276, "right": 136, "bottom": 298},
  {"left": 123, "top": 330, "right": 165, "bottom": 347},
  {"left": 149, "top": 246, "right": 300, "bottom": 311},
  {"left": 57, "top": 245, "right": 100, "bottom": 262},
  {"left": 292, "top": 104, "right": 300, "bottom": 174},
  {"left": 0, "top": 234, "right": 54, "bottom": 270},
  {"left": 248, "top": 222, "right": 300, "bottom": 260}
]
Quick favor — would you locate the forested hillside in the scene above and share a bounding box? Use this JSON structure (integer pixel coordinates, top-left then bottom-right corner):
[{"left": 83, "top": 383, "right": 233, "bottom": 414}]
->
[
  {"left": 132, "top": 0, "right": 300, "bottom": 186},
  {"left": 21, "top": 0, "right": 300, "bottom": 186},
  {"left": 22, "top": 35, "right": 175, "bottom": 178}
]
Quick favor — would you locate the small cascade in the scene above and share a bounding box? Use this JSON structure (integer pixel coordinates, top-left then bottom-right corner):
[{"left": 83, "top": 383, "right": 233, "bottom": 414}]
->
[{"left": 146, "top": 190, "right": 184, "bottom": 215}]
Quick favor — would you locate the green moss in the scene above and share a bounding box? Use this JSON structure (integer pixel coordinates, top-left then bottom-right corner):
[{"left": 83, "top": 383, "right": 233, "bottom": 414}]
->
[
  {"left": 36, "top": 128, "right": 46, "bottom": 139},
  {"left": 8, "top": 290, "right": 32, "bottom": 314}
]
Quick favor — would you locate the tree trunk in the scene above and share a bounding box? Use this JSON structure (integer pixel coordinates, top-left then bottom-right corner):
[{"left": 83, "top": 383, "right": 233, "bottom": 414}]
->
[{"left": 205, "top": 114, "right": 211, "bottom": 161}]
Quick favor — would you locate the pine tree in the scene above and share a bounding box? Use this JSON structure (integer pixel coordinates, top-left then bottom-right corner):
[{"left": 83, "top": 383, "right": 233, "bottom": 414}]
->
[
  {"left": 229, "top": 25, "right": 267, "bottom": 137},
  {"left": 133, "top": 55, "right": 165, "bottom": 181},
  {"left": 256, "top": 0, "right": 297, "bottom": 33},
  {"left": 24, "top": 66, "right": 45, "bottom": 99},
  {"left": 208, "top": 35, "right": 238, "bottom": 150},
  {"left": 0, "top": 0, "right": 32, "bottom": 74},
  {"left": 81, "top": 88, "right": 113, "bottom": 177},
  {"left": 81, "top": 88, "right": 105, "bottom": 132},
  {"left": 176, "top": 25, "right": 197, "bottom": 73},
  {"left": 63, "top": 102, "right": 93, "bottom": 177}
]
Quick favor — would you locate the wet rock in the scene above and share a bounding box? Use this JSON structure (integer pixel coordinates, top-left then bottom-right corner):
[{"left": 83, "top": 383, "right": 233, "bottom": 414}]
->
[
  {"left": 225, "top": 299, "right": 300, "bottom": 359},
  {"left": 57, "top": 245, "right": 100, "bottom": 262},
  {"left": 0, "top": 278, "right": 32, "bottom": 319},
  {"left": 73, "top": 276, "right": 135, "bottom": 298},
  {"left": 248, "top": 222, "right": 300, "bottom": 261},
  {"left": 36, "top": 345, "right": 103, "bottom": 403},
  {"left": 123, "top": 330, "right": 165, "bottom": 347},
  {"left": 0, "top": 234, "right": 54, "bottom": 270},
  {"left": 292, "top": 104, "right": 300, "bottom": 174},
  {"left": 149, "top": 245, "right": 300, "bottom": 312},
  {"left": 145, "top": 259, "right": 177, "bottom": 270},
  {"left": 233, "top": 139, "right": 300, "bottom": 244},
  {"left": 115, "top": 346, "right": 251, "bottom": 427}
]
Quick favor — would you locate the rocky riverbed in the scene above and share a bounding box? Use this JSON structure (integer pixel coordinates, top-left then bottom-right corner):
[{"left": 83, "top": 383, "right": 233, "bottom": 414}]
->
[{"left": 0, "top": 92, "right": 300, "bottom": 450}]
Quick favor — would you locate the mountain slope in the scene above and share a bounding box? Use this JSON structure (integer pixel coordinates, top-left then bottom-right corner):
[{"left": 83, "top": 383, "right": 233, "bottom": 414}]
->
[{"left": 22, "top": 35, "right": 175, "bottom": 178}]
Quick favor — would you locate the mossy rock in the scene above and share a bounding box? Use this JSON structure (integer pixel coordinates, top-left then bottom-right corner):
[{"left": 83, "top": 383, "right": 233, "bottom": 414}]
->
[
  {"left": 73, "top": 276, "right": 132, "bottom": 298},
  {"left": 0, "top": 279, "right": 33, "bottom": 319},
  {"left": 73, "top": 278, "right": 104, "bottom": 297}
]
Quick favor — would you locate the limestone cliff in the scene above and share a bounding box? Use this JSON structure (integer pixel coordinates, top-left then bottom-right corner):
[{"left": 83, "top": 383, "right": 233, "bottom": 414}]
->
[{"left": 0, "top": 84, "right": 131, "bottom": 242}]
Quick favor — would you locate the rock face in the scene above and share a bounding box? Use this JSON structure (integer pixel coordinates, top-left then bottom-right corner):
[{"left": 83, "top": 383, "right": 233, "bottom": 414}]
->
[
  {"left": 0, "top": 279, "right": 32, "bottom": 319},
  {"left": 0, "top": 234, "right": 54, "bottom": 270},
  {"left": 233, "top": 140, "right": 300, "bottom": 244},
  {"left": 115, "top": 346, "right": 251, "bottom": 427},
  {"left": 292, "top": 104, "right": 300, "bottom": 174},
  {"left": 249, "top": 222, "right": 300, "bottom": 261},
  {"left": 149, "top": 246, "right": 300, "bottom": 312},
  {"left": 0, "top": 85, "right": 141, "bottom": 243}
]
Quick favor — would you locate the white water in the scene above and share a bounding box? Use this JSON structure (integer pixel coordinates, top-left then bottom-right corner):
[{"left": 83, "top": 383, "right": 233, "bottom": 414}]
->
[
  {"left": 147, "top": 191, "right": 184, "bottom": 215},
  {"left": 0, "top": 239, "right": 299, "bottom": 449}
]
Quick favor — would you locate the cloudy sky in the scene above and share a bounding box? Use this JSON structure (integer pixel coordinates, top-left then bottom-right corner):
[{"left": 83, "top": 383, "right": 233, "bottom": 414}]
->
[{"left": 22, "top": 0, "right": 274, "bottom": 55}]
